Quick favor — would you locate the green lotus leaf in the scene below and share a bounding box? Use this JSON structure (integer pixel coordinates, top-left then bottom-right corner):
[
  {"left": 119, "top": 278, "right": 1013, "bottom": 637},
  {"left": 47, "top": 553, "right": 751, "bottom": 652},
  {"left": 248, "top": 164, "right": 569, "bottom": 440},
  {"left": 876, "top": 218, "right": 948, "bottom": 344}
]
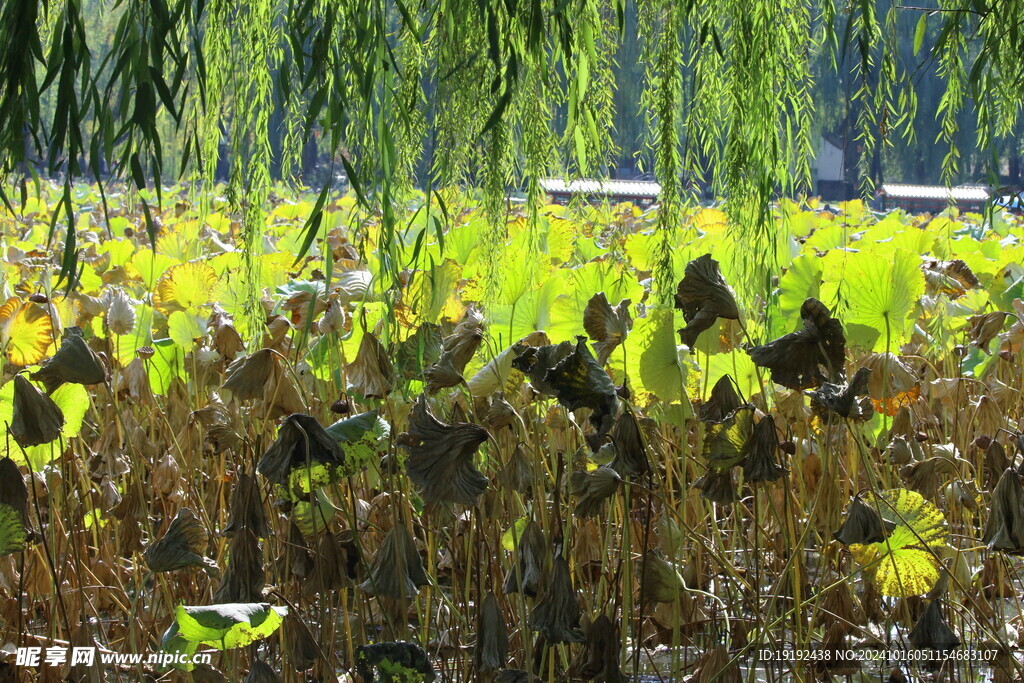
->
[
  {"left": 174, "top": 603, "right": 287, "bottom": 649},
  {"left": 702, "top": 405, "right": 755, "bottom": 471}
]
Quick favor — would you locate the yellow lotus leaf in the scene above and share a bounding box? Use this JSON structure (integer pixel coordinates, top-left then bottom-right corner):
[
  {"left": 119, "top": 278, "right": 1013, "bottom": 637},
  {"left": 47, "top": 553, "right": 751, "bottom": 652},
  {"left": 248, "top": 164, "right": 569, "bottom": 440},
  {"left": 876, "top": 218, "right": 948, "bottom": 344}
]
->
[
  {"left": 0, "top": 298, "right": 55, "bottom": 366},
  {"left": 153, "top": 262, "right": 218, "bottom": 314}
]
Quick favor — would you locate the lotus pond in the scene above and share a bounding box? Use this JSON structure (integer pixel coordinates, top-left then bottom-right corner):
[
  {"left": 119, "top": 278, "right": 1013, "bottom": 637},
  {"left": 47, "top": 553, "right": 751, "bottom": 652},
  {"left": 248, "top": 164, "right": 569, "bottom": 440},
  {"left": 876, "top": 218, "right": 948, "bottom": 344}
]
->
[{"left": 2, "top": 185, "right": 1024, "bottom": 682}]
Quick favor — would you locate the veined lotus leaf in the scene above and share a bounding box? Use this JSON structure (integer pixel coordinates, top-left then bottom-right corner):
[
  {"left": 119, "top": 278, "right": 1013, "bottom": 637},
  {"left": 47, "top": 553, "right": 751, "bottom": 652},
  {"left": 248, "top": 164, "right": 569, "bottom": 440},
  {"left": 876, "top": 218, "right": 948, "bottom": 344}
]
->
[
  {"left": 173, "top": 602, "right": 287, "bottom": 649},
  {"left": 638, "top": 550, "right": 685, "bottom": 604},
  {"left": 503, "top": 520, "right": 547, "bottom": 597},
  {"left": 511, "top": 340, "right": 575, "bottom": 395},
  {"left": 0, "top": 298, "right": 54, "bottom": 366},
  {"left": 326, "top": 409, "right": 390, "bottom": 473},
  {"left": 394, "top": 323, "right": 443, "bottom": 379},
  {"left": 358, "top": 522, "right": 430, "bottom": 599},
  {"left": 31, "top": 329, "right": 107, "bottom": 393},
  {"left": 290, "top": 489, "right": 337, "bottom": 537},
  {"left": 583, "top": 292, "right": 632, "bottom": 365},
  {"left": 159, "top": 622, "right": 199, "bottom": 672},
  {"left": 743, "top": 415, "right": 785, "bottom": 483},
  {"left": 355, "top": 642, "right": 436, "bottom": 683},
  {"left": 834, "top": 496, "right": 892, "bottom": 545},
  {"left": 574, "top": 615, "right": 626, "bottom": 683},
  {"left": 0, "top": 503, "right": 26, "bottom": 557},
  {"left": 747, "top": 298, "right": 845, "bottom": 390},
  {"left": 257, "top": 414, "right": 346, "bottom": 497},
  {"left": 401, "top": 395, "right": 490, "bottom": 505},
  {"left": 700, "top": 374, "right": 743, "bottom": 423},
  {"left": 10, "top": 375, "right": 64, "bottom": 448},
  {"left": 475, "top": 591, "right": 508, "bottom": 673},
  {"left": 528, "top": 555, "right": 583, "bottom": 643},
  {"left": 908, "top": 600, "right": 960, "bottom": 651},
  {"left": 807, "top": 366, "right": 872, "bottom": 421},
  {"left": 543, "top": 337, "right": 619, "bottom": 440},
  {"left": 845, "top": 489, "right": 948, "bottom": 597},
  {"left": 836, "top": 248, "right": 924, "bottom": 352},
  {"left": 693, "top": 468, "right": 738, "bottom": 504},
  {"left": 570, "top": 466, "right": 621, "bottom": 518},
  {"left": 213, "top": 529, "right": 264, "bottom": 603},
  {"left": 144, "top": 507, "right": 219, "bottom": 576},
  {"left": 702, "top": 405, "right": 755, "bottom": 471},
  {"left": 608, "top": 408, "right": 649, "bottom": 477},
  {"left": 983, "top": 468, "right": 1024, "bottom": 553},
  {"left": 153, "top": 262, "right": 218, "bottom": 314},
  {"left": 222, "top": 471, "right": 268, "bottom": 539},
  {"left": 674, "top": 254, "right": 740, "bottom": 348},
  {"left": 345, "top": 330, "right": 394, "bottom": 399}
]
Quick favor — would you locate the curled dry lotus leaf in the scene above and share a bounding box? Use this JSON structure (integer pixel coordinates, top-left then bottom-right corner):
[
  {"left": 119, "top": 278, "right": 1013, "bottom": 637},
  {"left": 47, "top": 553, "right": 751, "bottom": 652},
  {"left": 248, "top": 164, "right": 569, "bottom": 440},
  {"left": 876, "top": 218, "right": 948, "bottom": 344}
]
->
[
  {"left": 358, "top": 522, "right": 429, "bottom": 600},
  {"left": 985, "top": 440, "right": 1010, "bottom": 487},
  {"left": 401, "top": 394, "right": 490, "bottom": 505},
  {"left": 484, "top": 392, "right": 518, "bottom": 431},
  {"left": 105, "top": 287, "right": 136, "bottom": 335},
  {"left": 702, "top": 405, "right": 755, "bottom": 471},
  {"left": 223, "top": 471, "right": 268, "bottom": 539},
  {"left": 901, "top": 455, "right": 957, "bottom": 501},
  {"left": 743, "top": 415, "right": 785, "bottom": 483},
  {"left": 693, "top": 468, "right": 739, "bottom": 504},
  {"left": 503, "top": 520, "right": 547, "bottom": 597},
  {"left": 425, "top": 313, "right": 485, "bottom": 393},
  {"left": 256, "top": 414, "right": 346, "bottom": 497},
  {"left": 700, "top": 374, "right": 743, "bottom": 423},
  {"left": 243, "top": 659, "right": 281, "bottom": 683},
  {"left": 834, "top": 497, "right": 892, "bottom": 545},
  {"left": 541, "top": 337, "right": 619, "bottom": 439},
  {"left": 281, "top": 520, "right": 314, "bottom": 579},
  {"left": 31, "top": 329, "right": 107, "bottom": 393},
  {"left": 691, "top": 644, "right": 741, "bottom": 683},
  {"left": 573, "top": 614, "right": 627, "bottom": 683},
  {"left": 345, "top": 330, "right": 394, "bottom": 399},
  {"left": 908, "top": 600, "right": 960, "bottom": 651},
  {"left": 10, "top": 375, "right": 64, "bottom": 448},
  {"left": 499, "top": 443, "right": 534, "bottom": 494},
  {"left": 748, "top": 297, "right": 846, "bottom": 390},
  {"left": 467, "top": 330, "right": 549, "bottom": 397},
  {"left": 967, "top": 311, "right": 1011, "bottom": 354},
  {"left": 570, "top": 466, "right": 621, "bottom": 518},
  {"left": 983, "top": 468, "right": 1024, "bottom": 553},
  {"left": 807, "top": 366, "right": 873, "bottom": 422},
  {"left": 608, "top": 408, "right": 649, "bottom": 477},
  {"left": 674, "top": 254, "right": 740, "bottom": 348},
  {"left": 302, "top": 532, "right": 349, "bottom": 598},
  {"left": 355, "top": 642, "right": 436, "bottom": 683},
  {"left": 144, "top": 507, "right": 219, "bottom": 577},
  {"left": 639, "top": 550, "right": 686, "bottom": 604},
  {"left": 528, "top": 555, "right": 583, "bottom": 643},
  {"left": 583, "top": 292, "right": 632, "bottom": 365},
  {"left": 214, "top": 529, "right": 264, "bottom": 603},
  {"left": 222, "top": 349, "right": 305, "bottom": 418},
  {"left": 475, "top": 591, "right": 508, "bottom": 673},
  {"left": 0, "top": 457, "right": 28, "bottom": 525},
  {"left": 283, "top": 613, "right": 321, "bottom": 669}
]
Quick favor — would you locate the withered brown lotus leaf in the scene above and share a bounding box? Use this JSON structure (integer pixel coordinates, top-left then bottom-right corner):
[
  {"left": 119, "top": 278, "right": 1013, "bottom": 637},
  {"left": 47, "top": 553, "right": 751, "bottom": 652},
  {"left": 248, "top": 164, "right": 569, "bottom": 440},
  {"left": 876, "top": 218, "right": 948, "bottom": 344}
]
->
[
  {"left": 423, "top": 356, "right": 464, "bottom": 393},
  {"left": 983, "top": 468, "right": 1024, "bottom": 553},
  {"left": 967, "top": 311, "right": 1011, "bottom": 354},
  {"left": 213, "top": 529, "right": 264, "bottom": 603},
  {"left": 424, "top": 313, "right": 485, "bottom": 392},
  {"left": 401, "top": 394, "right": 490, "bottom": 505},
  {"left": 743, "top": 415, "right": 785, "bottom": 483},
  {"left": 811, "top": 581, "right": 864, "bottom": 635},
  {"left": 700, "top": 374, "right": 743, "bottom": 423},
  {"left": 302, "top": 532, "right": 348, "bottom": 597},
  {"left": 484, "top": 392, "right": 518, "bottom": 431},
  {"left": 358, "top": 522, "right": 429, "bottom": 599},
  {"left": 573, "top": 614, "right": 627, "bottom": 683},
  {"left": 608, "top": 408, "right": 649, "bottom": 477},
  {"left": 528, "top": 554, "right": 583, "bottom": 643},
  {"left": 985, "top": 440, "right": 1010, "bottom": 487},
  {"left": 674, "top": 254, "right": 740, "bottom": 348},
  {"left": 256, "top": 414, "right": 345, "bottom": 494},
  {"left": 495, "top": 671, "right": 541, "bottom": 683},
  {"left": 144, "top": 507, "right": 219, "bottom": 576},
  {"left": 0, "top": 457, "right": 27, "bottom": 525},
  {"left": 282, "top": 520, "right": 314, "bottom": 580},
  {"left": 747, "top": 297, "right": 845, "bottom": 390},
  {"left": 639, "top": 550, "right": 685, "bottom": 604},
  {"left": 834, "top": 497, "right": 891, "bottom": 545},
  {"left": 908, "top": 600, "right": 960, "bottom": 651},
  {"left": 394, "top": 323, "right": 443, "bottom": 379},
  {"left": 544, "top": 337, "right": 619, "bottom": 437},
  {"left": 499, "top": 443, "right": 534, "bottom": 494},
  {"left": 583, "top": 292, "right": 632, "bottom": 365},
  {"left": 223, "top": 471, "right": 268, "bottom": 539},
  {"left": 475, "top": 591, "right": 508, "bottom": 672},
  {"left": 693, "top": 468, "right": 738, "bottom": 505},
  {"left": 10, "top": 375, "right": 64, "bottom": 448},
  {"left": 511, "top": 340, "right": 575, "bottom": 394},
  {"left": 887, "top": 435, "right": 916, "bottom": 466},
  {"left": 807, "top": 366, "right": 872, "bottom": 422},
  {"left": 243, "top": 659, "right": 281, "bottom": 683},
  {"left": 999, "top": 298, "right": 1024, "bottom": 356},
  {"left": 691, "top": 644, "right": 741, "bottom": 683},
  {"left": 503, "top": 520, "right": 547, "bottom": 597},
  {"left": 283, "top": 613, "right": 321, "bottom": 670},
  {"left": 209, "top": 307, "right": 245, "bottom": 360},
  {"left": 972, "top": 394, "right": 1007, "bottom": 440},
  {"left": 116, "top": 357, "right": 154, "bottom": 405},
  {"left": 31, "top": 329, "right": 107, "bottom": 393},
  {"left": 901, "top": 456, "right": 956, "bottom": 501},
  {"left": 345, "top": 330, "right": 394, "bottom": 398},
  {"left": 223, "top": 349, "right": 277, "bottom": 401},
  {"left": 570, "top": 466, "right": 621, "bottom": 519}
]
